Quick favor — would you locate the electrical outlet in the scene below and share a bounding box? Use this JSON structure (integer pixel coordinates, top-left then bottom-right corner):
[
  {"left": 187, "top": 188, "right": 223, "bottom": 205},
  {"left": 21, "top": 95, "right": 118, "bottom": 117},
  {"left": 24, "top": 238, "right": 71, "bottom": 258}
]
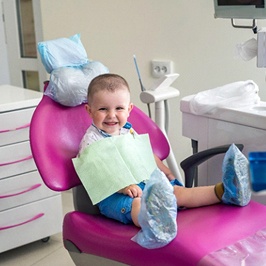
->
[{"left": 151, "top": 60, "right": 173, "bottom": 78}]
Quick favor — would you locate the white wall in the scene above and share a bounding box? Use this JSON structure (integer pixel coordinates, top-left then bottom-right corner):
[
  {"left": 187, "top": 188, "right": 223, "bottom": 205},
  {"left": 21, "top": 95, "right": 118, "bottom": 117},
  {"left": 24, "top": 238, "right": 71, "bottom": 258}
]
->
[
  {"left": 0, "top": 2, "right": 10, "bottom": 85},
  {"left": 39, "top": 0, "right": 266, "bottom": 174}
]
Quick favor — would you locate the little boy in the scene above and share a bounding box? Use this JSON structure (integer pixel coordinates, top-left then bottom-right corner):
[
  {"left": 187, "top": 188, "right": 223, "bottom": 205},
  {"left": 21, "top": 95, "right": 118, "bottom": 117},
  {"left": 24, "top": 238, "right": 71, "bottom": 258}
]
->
[{"left": 78, "top": 73, "right": 251, "bottom": 228}]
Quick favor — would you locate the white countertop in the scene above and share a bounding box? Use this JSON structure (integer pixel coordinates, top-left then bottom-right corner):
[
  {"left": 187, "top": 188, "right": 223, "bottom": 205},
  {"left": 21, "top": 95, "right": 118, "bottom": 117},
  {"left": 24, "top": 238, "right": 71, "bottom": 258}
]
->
[
  {"left": 180, "top": 95, "right": 266, "bottom": 130},
  {"left": 0, "top": 85, "right": 43, "bottom": 112}
]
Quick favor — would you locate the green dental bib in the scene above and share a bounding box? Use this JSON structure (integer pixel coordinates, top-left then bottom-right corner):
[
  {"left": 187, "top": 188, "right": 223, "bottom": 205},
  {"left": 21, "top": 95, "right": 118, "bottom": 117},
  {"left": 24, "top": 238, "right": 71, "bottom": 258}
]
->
[{"left": 72, "top": 134, "right": 157, "bottom": 204}]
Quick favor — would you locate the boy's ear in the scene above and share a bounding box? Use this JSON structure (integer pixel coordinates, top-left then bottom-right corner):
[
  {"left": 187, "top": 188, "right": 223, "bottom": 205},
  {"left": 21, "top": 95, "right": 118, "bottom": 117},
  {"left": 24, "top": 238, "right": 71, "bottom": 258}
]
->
[
  {"left": 85, "top": 104, "right": 92, "bottom": 116},
  {"left": 128, "top": 103, "right": 134, "bottom": 115}
]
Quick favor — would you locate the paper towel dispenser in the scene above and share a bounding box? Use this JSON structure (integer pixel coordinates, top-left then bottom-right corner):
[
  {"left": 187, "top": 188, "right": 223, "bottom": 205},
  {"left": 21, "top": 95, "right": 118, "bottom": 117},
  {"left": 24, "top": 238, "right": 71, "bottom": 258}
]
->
[{"left": 214, "top": 0, "right": 266, "bottom": 19}]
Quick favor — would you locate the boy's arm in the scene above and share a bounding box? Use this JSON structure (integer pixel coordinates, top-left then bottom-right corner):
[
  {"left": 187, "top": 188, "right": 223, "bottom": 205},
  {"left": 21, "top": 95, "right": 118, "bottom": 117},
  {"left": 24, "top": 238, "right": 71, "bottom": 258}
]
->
[{"left": 154, "top": 154, "right": 175, "bottom": 181}]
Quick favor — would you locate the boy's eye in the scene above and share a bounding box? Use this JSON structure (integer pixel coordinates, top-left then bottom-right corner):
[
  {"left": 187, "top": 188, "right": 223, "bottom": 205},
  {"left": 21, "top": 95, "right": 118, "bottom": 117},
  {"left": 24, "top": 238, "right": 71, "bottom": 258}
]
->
[
  {"left": 116, "top": 107, "right": 124, "bottom": 110},
  {"left": 99, "top": 108, "right": 107, "bottom": 111}
]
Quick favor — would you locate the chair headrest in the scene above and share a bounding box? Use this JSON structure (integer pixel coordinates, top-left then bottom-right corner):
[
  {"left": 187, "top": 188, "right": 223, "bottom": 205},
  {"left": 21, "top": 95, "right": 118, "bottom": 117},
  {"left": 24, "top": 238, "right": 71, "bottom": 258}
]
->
[{"left": 30, "top": 95, "right": 170, "bottom": 191}]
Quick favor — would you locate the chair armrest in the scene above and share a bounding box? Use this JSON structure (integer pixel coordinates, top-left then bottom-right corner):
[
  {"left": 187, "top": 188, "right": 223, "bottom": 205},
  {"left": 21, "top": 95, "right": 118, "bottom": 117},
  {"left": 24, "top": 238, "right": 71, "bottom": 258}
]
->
[{"left": 180, "top": 144, "right": 244, "bottom": 188}]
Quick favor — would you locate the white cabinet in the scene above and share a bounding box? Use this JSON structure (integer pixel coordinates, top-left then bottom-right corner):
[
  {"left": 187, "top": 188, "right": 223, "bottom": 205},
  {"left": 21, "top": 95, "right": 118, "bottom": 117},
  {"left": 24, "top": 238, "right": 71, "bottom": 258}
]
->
[{"left": 0, "top": 85, "right": 63, "bottom": 253}]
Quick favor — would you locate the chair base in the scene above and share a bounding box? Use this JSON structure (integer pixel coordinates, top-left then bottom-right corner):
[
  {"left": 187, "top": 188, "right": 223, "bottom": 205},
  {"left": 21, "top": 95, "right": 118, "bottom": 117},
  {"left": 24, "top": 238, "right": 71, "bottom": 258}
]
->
[
  {"left": 64, "top": 239, "right": 127, "bottom": 265},
  {"left": 68, "top": 250, "right": 127, "bottom": 266}
]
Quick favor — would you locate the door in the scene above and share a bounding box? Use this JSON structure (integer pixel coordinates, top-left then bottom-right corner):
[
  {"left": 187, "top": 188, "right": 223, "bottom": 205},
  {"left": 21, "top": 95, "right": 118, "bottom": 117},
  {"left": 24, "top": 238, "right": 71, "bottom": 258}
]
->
[
  {"left": 0, "top": 2, "right": 10, "bottom": 85},
  {"left": 2, "top": 0, "right": 46, "bottom": 91}
]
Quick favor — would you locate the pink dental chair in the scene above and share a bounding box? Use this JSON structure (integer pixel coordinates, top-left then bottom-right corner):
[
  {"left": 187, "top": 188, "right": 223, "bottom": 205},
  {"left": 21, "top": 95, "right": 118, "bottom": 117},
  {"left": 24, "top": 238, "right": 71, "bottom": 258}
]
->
[{"left": 30, "top": 93, "right": 266, "bottom": 266}]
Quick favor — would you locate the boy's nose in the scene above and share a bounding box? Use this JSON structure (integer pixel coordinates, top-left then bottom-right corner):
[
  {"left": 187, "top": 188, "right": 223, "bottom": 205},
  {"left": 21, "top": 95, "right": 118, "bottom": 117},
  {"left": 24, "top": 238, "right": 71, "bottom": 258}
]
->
[{"left": 107, "top": 110, "right": 116, "bottom": 118}]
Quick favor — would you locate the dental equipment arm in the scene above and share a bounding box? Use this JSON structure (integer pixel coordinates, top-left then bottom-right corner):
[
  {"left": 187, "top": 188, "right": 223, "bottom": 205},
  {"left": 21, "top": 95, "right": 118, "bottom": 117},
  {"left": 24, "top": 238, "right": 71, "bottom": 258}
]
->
[{"left": 139, "top": 74, "right": 183, "bottom": 184}]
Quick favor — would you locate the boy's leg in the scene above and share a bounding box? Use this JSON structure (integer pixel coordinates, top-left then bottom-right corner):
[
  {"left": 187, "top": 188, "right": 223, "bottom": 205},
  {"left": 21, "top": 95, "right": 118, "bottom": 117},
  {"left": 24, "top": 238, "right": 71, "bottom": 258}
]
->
[
  {"left": 131, "top": 197, "right": 141, "bottom": 227},
  {"left": 173, "top": 185, "right": 220, "bottom": 208},
  {"left": 174, "top": 144, "right": 251, "bottom": 208},
  {"left": 132, "top": 168, "right": 177, "bottom": 249},
  {"left": 216, "top": 144, "right": 251, "bottom": 206}
]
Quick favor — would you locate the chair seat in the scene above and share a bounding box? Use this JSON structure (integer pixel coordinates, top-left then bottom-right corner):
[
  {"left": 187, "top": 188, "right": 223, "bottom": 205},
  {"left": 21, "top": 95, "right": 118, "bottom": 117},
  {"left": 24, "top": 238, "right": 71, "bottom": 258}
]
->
[{"left": 63, "top": 200, "right": 266, "bottom": 266}]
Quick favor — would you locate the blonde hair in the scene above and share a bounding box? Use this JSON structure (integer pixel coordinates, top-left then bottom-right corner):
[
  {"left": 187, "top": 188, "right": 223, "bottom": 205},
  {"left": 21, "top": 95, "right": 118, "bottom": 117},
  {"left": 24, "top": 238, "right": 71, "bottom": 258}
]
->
[{"left": 87, "top": 73, "right": 130, "bottom": 104}]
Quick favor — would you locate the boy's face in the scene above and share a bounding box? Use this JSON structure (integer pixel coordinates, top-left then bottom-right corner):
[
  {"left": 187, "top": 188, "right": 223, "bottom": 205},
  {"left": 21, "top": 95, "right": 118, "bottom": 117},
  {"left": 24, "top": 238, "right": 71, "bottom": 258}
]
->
[{"left": 86, "top": 86, "right": 133, "bottom": 136}]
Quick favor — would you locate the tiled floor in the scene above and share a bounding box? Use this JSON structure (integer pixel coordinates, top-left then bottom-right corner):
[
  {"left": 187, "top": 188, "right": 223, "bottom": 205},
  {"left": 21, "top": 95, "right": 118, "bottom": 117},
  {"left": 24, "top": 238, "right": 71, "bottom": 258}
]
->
[{"left": 0, "top": 191, "right": 75, "bottom": 266}]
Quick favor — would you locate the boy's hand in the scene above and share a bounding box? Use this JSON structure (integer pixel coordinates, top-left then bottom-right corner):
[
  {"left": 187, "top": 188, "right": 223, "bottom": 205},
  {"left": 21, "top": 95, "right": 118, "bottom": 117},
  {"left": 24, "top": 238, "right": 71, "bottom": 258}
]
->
[{"left": 118, "top": 184, "right": 142, "bottom": 198}]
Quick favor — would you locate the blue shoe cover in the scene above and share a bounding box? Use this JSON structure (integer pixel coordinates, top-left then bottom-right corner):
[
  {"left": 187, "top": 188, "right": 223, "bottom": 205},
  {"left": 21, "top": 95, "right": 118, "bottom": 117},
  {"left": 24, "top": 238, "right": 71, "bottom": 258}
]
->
[
  {"left": 222, "top": 144, "right": 251, "bottom": 206},
  {"left": 131, "top": 168, "right": 177, "bottom": 249}
]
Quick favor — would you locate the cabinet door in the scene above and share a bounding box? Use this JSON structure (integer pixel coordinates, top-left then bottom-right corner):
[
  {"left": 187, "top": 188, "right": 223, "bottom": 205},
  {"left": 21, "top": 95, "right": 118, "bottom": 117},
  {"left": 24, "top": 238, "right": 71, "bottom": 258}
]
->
[
  {"left": 0, "top": 171, "right": 59, "bottom": 211},
  {"left": 0, "top": 195, "right": 63, "bottom": 253},
  {"left": 0, "top": 108, "right": 35, "bottom": 146},
  {"left": 0, "top": 141, "right": 36, "bottom": 179}
]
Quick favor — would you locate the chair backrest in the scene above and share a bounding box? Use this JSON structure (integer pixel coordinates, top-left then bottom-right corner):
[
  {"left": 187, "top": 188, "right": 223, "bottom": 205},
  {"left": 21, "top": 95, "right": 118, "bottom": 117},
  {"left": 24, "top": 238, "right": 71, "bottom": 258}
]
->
[{"left": 30, "top": 95, "right": 170, "bottom": 192}]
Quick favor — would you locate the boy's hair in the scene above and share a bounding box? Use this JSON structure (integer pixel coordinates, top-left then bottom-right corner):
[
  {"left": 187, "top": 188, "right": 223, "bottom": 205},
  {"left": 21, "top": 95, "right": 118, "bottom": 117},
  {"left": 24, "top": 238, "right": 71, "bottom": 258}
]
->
[{"left": 87, "top": 73, "right": 130, "bottom": 104}]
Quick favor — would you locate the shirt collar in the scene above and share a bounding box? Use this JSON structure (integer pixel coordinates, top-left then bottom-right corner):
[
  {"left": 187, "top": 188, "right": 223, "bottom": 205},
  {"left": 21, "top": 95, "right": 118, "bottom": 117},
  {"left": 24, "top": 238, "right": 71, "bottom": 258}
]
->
[{"left": 92, "top": 122, "right": 132, "bottom": 138}]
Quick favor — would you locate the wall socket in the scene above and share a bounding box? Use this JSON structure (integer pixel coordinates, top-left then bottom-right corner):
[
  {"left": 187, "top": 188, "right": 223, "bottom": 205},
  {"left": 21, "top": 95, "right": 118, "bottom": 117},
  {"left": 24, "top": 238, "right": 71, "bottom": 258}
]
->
[{"left": 151, "top": 60, "right": 173, "bottom": 78}]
